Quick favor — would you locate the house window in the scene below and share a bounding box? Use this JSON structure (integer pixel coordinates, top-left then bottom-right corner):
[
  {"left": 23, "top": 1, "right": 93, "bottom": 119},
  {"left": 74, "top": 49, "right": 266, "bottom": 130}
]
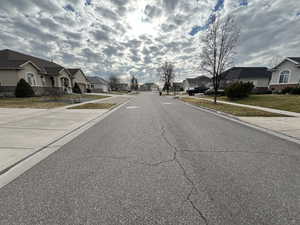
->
[
  {"left": 26, "top": 73, "right": 36, "bottom": 86},
  {"left": 50, "top": 77, "right": 55, "bottom": 87},
  {"left": 40, "top": 76, "right": 46, "bottom": 86},
  {"left": 61, "top": 77, "right": 69, "bottom": 87},
  {"left": 279, "top": 70, "right": 290, "bottom": 84}
]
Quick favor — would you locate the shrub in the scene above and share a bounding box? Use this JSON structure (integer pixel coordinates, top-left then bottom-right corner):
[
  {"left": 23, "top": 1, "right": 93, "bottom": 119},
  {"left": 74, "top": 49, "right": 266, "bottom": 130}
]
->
[
  {"left": 281, "top": 87, "right": 293, "bottom": 94},
  {"left": 290, "top": 87, "right": 300, "bottom": 95},
  {"left": 72, "top": 82, "right": 82, "bottom": 94},
  {"left": 225, "top": 81, "right": 254, "bottom": 99},
  {"left": 252, "top": 89, "right": 272, "bottom": 95},
  {"left": 15, "top": 79, "right": 35, "bottom": 98}
]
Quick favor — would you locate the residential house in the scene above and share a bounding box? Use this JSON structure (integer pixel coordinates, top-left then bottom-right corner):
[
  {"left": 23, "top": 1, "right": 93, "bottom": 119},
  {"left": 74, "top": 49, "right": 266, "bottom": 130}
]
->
[
  {"left": 0, "top": 49, "right": 72, "bottom": 96},
  {"left": 87, "top": 76, "right": 110, "bottom": 93},
  {"left": 269, "top": 57, "right": 300, "bottom": 91},
  {"left": 115, "top": 83, "right": 129, "bottom": 91},
  {"left": 172, "top": 82, "right": 183, "bottom": 92},
  {"left": 220, "top": 67, "right": 272, "bottom": 92},
  {"left": 183, "top": 76, "right": 211, "bottom": 92},
  {"left": 67, "top": 68, "right": 89, "bottom": 93},
  {"left": 139, "top": 83, "right": 159, "bottom": 91}
]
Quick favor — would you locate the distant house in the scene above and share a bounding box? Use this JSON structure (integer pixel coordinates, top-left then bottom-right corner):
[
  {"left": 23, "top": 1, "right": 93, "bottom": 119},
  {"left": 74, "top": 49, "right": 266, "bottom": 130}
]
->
[
  {"left": 115, "top": 83, "right": 129, "bottom": 91},
  {"left": 87, "top": 76, "right": 110, "bottom": 93},
  {"left": 172, "top": 82, "right": 183, "bottom": 92},
  {"left": 183, "top": 76, "right": 211, "bottom": 92},
  {"left": 220, "top": 67, "right": 272, "bottom": 92},
  {"left": 67, "top": 68, "right": 89, "bottom": 93},
  {"left": 139, "top": 83, "right": 159, "bottom": 91},
  {"left": 0, "top": 49, "right": 72, "bottom": 96},
  {"left": 270, "top": 57, "right": 300, "bottom": 91}
]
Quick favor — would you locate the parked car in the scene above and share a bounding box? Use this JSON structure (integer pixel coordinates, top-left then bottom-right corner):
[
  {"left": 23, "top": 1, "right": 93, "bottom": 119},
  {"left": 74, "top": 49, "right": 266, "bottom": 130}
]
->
[
  {"left": 186, "top": 87, "right": 209, "bottom": 96},
  {"left": 204, "top": 87, "right": 225, "bottom": 96}
]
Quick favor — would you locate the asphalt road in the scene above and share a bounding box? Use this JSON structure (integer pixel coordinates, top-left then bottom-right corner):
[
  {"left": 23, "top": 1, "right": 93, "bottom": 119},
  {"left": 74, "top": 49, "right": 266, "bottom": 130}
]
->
[{"left": 0, "top": 93, "right": 299, "bottom": 225}]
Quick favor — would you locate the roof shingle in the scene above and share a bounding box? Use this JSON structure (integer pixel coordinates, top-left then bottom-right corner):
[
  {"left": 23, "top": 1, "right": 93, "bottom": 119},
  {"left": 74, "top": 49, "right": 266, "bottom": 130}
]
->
[
  {"left": 222, "top": 67, "right": 271, "bottom": 80},
  {"left": 0, "top": 49, "right": 63, "bottom": 75}
]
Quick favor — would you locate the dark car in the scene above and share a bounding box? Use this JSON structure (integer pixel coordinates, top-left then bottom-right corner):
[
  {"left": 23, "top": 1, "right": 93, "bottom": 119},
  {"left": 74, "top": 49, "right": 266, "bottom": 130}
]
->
[
  {"left": 186, "top": 87, "right": 209, "bottom": 96},
  {"left": 204, "top": 87, "right": 225, "bottom": 96}
]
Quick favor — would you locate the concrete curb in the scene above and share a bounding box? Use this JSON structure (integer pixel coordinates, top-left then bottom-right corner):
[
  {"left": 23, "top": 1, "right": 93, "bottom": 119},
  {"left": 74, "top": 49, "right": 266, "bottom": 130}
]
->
[
  {"left": 181, "top": 101, "right": 300, "bottom": 146},
  {"left": 0, "top": 100, "right": 130, "bottom": 188}
]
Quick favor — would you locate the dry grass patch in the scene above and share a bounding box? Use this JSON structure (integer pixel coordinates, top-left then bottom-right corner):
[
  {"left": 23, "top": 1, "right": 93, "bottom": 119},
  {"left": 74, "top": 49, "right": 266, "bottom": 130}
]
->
[
  {"left": 68, "top": 103, "right": 116, "bottom": 109},
  {"left": 203, "top": 95, "right": 300, "bottom": 113},
  {"left": 0, "top": 97, "right": 67, "bottom": 109},
  {"left": 181, "top": 97, "right": 287, "bottom": 117},
  {"left": 0, "top": 94, "right": 110, "bottom": 109}
]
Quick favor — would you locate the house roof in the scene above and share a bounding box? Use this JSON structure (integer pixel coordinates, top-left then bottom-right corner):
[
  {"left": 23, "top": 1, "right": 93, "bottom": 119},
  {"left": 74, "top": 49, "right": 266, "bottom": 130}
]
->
[
  {"left": 67, "top": 68, "right": 81, "bottom": 76},
  {"left": 67, "top": 68, "right": 88, "bottom": 82},
  {"left": 287, "top": 57, "right": 300, "bottom": 64},
  {"left": 185, "top": 75, "right": 211, "bottom": 86},
  {"left": 222, "top": 67, "right": 271, "bottom": 80},
  {"left": 141, "top": 82, "right": 158, "bottom": 87},
  {"left": 45, "top": 67, "right": 63, "bottom": 75},
  {"left": 86, "top": 76, "right": 109, "bottom": 85},
  {"left": 0, "top": 49, "right": 63, "bottom": 75},
  {"left": 173, "top": 82, "right": 183, "bottom": 87},
  {"left": 273, "top": 57, "right": 300, "bottom": 69}
]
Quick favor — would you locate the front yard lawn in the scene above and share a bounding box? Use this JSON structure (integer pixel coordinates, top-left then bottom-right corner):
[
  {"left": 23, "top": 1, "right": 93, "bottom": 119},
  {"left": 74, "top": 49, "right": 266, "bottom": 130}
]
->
[
  {"left": 0, "top": 94, "right": 110, "bottom": 109},
  {"left": 181, "top": 97, "right": 287, "bottom": 117},
  {"left": 109, "top": 91, "right": 128, "bottom": 95},
  {"left": 68, "top": 103, "right": 116, "bottom": 109},
  {"left": 205, "top": 95, "right": 300, "bottom": 113}
]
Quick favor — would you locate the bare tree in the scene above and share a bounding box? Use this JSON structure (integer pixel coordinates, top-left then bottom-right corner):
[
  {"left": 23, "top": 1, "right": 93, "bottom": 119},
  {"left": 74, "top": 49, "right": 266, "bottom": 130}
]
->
[
  {"left": 158, "top": 61, "right": 175, "bottom": 95},
  {"left": 109, "top": 75, "right": 120, "bottom": 91},
  {"left": 130, "top": 75, "right": 138, "bottom": 91},
  {"left": 200, "top": 15, "right": 240, "bottom": 103}
]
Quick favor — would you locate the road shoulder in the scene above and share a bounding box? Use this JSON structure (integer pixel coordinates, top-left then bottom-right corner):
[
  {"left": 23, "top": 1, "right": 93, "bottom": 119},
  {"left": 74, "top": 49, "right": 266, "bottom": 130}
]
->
[
  {"left": 180, "top": 99, "right": 300, "bottom": 146},
  {"left": 0, "top": 96, "right": 130, "bottom": 186}
]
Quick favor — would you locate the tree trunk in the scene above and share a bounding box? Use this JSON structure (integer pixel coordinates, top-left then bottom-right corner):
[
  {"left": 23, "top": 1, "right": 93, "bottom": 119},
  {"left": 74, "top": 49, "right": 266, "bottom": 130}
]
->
[{"left": 214, "top": 89, "right": 217, "bottom": 104}]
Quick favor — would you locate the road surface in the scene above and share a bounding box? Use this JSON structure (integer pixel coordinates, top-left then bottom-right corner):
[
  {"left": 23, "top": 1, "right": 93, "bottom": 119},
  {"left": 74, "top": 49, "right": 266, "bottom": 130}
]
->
[{"left": 0, "top": 93, "right": 299, "bottom": 225}]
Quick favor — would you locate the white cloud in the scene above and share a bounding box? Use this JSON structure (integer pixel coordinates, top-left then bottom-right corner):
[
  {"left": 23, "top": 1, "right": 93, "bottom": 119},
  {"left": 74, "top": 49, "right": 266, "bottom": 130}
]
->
[{"left": 0, "top": 0, "right": 299, "bottom": 83}]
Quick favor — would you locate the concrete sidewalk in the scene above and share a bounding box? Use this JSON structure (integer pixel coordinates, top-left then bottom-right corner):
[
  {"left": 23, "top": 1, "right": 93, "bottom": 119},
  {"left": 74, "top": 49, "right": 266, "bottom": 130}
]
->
[
  {"left": 238, "top": 117, "right": 300, "bottom": 140},
  {"left": 189, "top": 96, "right": 300, "bottom": 140},
  {"left": 0, "top": 96, "right": 130, "bottom": 174}
]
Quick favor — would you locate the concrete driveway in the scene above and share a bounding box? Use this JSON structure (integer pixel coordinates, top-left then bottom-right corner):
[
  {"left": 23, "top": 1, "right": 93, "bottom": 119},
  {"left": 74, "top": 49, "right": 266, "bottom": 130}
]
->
[{"left": 0, "top": 96, "right": 129, "bottom": 174}]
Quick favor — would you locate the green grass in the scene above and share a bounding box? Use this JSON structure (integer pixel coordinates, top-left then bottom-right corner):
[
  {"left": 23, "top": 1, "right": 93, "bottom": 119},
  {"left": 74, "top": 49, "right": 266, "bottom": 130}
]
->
[
  {"left": 68, "top": 103, "right": 116, "bottom": 109},
  {"left": 204, "top": 95, "right": 300, "bottom": 113},
  {"left": 108, "top": 91, "right": 128, "bottom": 95},
  {"left": 56, "top": 94, "right": 109, "bottom": 100},
  {"left": 0, "top": 94, "right": 110, "bottom": 109},
  {"left": 181, "top": 97, "right": 287, "bottom": 117}
]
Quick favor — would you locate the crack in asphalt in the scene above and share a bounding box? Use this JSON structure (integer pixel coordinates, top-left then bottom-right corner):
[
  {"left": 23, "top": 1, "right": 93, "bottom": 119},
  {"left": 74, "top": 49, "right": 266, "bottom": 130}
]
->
[
  {"left": 159, "top": 125, "right": 209, "bottom": 225},
  {"left": 181, "top": 149, "right": 296, "bottom": 158},
  {"left": 76, "top": 125, "right": 210, "bottom": 224}
]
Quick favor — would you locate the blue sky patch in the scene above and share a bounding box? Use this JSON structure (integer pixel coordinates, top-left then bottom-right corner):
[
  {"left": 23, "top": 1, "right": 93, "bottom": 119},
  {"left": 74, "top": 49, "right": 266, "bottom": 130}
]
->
[
  {"left": 189, "top": 25, "right": 207, "bottom": 36},
  {"left": 63, "top": 4, "right": 75, "bottom": 12},
  {"left": 189, "top": 14, "right": 216, "bottom": 36},
  {"left": 240, "top": 0, "right": 248, "bottom": 6},
  {"left": 85, "top": 0, "right": 92, "bottom": 6},
  {"left": 189, "top": 0, "right": 224, "bottom": 36},
  {"left": 213, "top": 0, "right": 225, "bottom": 12}
]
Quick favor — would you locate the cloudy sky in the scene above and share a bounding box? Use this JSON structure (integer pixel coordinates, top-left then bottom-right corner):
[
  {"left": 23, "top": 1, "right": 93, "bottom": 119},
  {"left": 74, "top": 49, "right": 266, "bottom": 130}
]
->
[{"left": 0, "top": 0, "right": 299, "bottom": 83}]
